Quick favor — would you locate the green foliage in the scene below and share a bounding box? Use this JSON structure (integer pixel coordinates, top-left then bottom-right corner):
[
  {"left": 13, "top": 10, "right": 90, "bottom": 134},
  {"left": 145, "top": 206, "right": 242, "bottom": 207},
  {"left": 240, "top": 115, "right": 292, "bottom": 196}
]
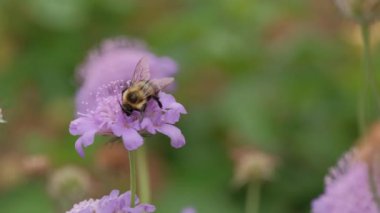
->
[
  {"left": 0, "top": 0, "right": 372, "bottom": 212},
  {"left": 0, "top": 181, "right": 54, "bottom": 213}
]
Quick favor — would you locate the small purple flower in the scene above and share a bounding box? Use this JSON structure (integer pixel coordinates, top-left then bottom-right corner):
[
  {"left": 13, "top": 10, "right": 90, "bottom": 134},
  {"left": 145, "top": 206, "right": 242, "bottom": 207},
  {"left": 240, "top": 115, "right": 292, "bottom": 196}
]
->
[
  {"left": 181, "top": 207, "right": 197, "bottom": 213},
  {"left": 67, "top": 190, "right": 155, "bottom": 213},
  {"left": 70, "top": 38, "right": 186, "bottom": 157},
  {"left": 312, "top": 151, "right": 380, "bottom": 213}
]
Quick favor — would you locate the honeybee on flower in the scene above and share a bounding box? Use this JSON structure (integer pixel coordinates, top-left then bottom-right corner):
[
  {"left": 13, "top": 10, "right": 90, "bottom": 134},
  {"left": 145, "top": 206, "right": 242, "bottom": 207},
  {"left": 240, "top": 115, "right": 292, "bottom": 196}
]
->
[
  {"left": 120, "top": 57, "right": 174, "bottom": 116},
  {"left": 69, "top": 38, "right": 186, "bottom": 157}
]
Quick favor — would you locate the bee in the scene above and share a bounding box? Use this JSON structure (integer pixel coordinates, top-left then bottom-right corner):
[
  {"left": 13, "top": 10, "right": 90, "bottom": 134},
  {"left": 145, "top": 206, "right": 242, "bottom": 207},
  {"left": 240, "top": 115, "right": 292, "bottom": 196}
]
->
[{"left": 121, "top": 57, "right": 174, "bottom": 116}]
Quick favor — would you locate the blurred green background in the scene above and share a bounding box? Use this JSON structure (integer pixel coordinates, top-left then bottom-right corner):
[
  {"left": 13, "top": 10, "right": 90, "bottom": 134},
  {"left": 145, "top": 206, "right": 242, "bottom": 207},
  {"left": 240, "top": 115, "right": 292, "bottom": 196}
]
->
[{"left": 0, "top": 0, "right": 375, "bottom": 212}]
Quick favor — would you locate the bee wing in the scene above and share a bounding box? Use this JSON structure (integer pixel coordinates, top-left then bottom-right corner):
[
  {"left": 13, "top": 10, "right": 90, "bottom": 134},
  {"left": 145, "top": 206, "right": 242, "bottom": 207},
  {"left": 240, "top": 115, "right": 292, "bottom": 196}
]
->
[
  {"left": 150, "top": 77, "right": 174, "bottom": 90},
  {"left": 131, "top": 57, "right": 151, "bottom": 84}
]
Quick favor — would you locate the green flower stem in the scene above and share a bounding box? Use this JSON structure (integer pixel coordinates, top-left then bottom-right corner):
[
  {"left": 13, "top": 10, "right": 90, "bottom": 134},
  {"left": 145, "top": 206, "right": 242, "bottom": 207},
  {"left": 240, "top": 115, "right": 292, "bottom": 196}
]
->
[
  {"left": 129, "top": 150, "right": 137, "bottom": 207},
  {"left": 358, "top": 23, "right": 371, "bottom": 135},
  {"left": 360, "top": 22, "right": 380, "bottom": 212},
  {"left": 137, "top": 145, "right": 151, "bottom": 203},
  {"left": 246, "top": 180, "right": 261, "bottom": 213},
  {"left": 361, "top": 23, "right": 380, "bottom": 115}
]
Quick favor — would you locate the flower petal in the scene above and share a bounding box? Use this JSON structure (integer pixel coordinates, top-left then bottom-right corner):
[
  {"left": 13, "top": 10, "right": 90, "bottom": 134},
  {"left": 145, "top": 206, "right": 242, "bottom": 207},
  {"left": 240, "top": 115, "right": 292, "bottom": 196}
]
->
[
  {"left": 122, "top": 128, "right": 144, "bottom": 150},
  {"left": 141, "top": 118, "right": 156, "bottom": 134},
  {"left": 69, "top": 116, "right": 97, "bottom": 135},
  {"left": 75, "top": 131, "right": 96, "bottom": 157},
  {"left": 121, "top": 191, "right": 132, "bottom": 207},
  {"left": 163, "top": 108, "right": 183, "bottom": 124},
  {"left": 111, "top": 121, "right": 124, "bottom": 137},
  {"left": 158, "top": 92, "right": 175, "bottom": 105},
  {"left": 74, "top": 139, "right": 85, "bottom": 157},
  {"left": 158, "top": 92, "right": 186, "bottom": 111},
  {"left": 109, "top": 190, "right": 120, "bottom": 198},
  {"left": 140, "top": 204, "right": 156, "bottom": 212},
  {"left": 157, "top": 124, "right": 185, "bottom": 148},
  {"left": 169, "top": 102, "right": 187, "bottom": 114},
  {"left": 128, "top": 204, "right": 156, "bottom": 213}
]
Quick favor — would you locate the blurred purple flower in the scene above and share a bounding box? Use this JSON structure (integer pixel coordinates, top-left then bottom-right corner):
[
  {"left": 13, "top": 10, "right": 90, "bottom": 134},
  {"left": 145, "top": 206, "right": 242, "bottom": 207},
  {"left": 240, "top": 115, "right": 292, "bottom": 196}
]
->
[
  {"left": 181, "top": 207, "right": 197, "bottom": 213},
  {"left": 69, "top": 38, "right": 186, "bottom": 157},
  {"left": 312, "top": 151, "right": 380, "bottom": 213},
  {"left": 67, "top": 190, "right": 155, "bottom": 213}
]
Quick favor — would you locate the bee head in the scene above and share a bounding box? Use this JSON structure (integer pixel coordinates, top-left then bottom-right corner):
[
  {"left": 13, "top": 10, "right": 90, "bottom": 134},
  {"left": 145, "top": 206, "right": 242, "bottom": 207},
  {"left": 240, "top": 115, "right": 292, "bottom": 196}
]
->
[
  {"left": 127, "top": 93, "right": 138, "bottom": 104},
  {"left": 121, "top": 104, "right": 133, "bottom": 116}
]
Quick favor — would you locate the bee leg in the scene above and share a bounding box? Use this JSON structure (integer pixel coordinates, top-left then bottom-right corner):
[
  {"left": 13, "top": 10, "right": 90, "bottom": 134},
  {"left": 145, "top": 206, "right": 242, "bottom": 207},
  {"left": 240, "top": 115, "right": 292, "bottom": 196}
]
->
[
  {"left": 152, "top": 96, "right": 163, "bottom": 108},
  {"left": 119, "top": 102, "right": 132, "bottom": 116},
  {"left": 142, "top": 103, "right": 147, "bottom": 112},
  {"left": 139, "top": 103, "right": 147, "bottom": 121}
]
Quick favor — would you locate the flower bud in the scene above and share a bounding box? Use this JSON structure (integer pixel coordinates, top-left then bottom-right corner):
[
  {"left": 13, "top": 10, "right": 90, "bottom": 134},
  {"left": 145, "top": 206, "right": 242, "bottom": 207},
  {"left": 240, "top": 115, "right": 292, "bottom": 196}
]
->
[
  {"left": 334, "top": 0, "right": 380, "bottom": 23},
  {"left": 0, "top": 108, "right": 6, "bottom": 123},
  {"left": 231, "top": 146, "right": 276, "bottom": 187},
  {"left": 182, "top": 207, "right": 197, "bottom": 213},
  {"left": 48, "top": 166, "right": 93, "bottom": 211},
  {"left": 22, "top": 155, "right": 51, "bottom": 177}
]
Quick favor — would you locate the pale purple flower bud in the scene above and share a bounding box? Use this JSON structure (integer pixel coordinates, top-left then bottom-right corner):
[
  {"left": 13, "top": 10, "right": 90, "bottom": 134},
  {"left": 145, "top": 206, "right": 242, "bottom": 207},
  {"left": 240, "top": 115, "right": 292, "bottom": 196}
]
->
[
  {"left": 181, "top": 207, "right": 197, "bottom": 213},
  {"left": 230, "top": 146, "right": 276, "bottom": 188},
  {"left": 67, "top": 190, "right": 156, "bottom": 213},
  {"left": 48, "top": 166, "right": 92, "bottom": 200}
]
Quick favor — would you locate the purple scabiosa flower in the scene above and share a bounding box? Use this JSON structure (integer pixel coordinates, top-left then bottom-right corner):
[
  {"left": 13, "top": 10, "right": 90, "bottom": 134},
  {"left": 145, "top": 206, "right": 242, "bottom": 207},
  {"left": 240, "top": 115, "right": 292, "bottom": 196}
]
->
[
  {"left": 76, "top": 38, "right": 177, "bottom": 114},
  {"left": 312, "top": 150, "right": 380, "bottom": 213},
  {"left": 312, "top": 123, "right": 380, "bottom": 213},
  {"left": 70, "top": 38, "right": 186, "bottom": 157},
  {"left": 67, "top": 190, "right": 155, "bottom": 213}
]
